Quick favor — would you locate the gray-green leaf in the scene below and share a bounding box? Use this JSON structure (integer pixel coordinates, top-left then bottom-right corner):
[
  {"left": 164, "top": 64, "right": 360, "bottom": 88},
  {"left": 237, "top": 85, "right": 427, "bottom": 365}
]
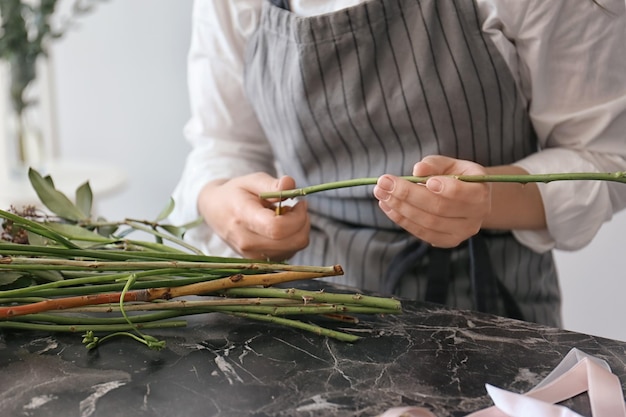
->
[
  {"left": 43, "top": 222, "right": 115, "bottom": 243},
  {"left": 0, "top": 272, "right": 23, "bottom": 286},
  {"left": 75, "top": 181, "right": 93, "bottom": 218},
  {"left": 28, "top": 169, "right": 87, "bottom": 221},
  {"left": 155, "top": 198, "right": 175, "bottom": 222}
]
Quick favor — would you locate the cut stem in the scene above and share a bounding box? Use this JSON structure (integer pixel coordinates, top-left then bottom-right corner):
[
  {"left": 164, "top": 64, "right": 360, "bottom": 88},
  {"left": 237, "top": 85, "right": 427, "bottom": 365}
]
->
[
  {"left": 0, "top": 257, "right": 340, "bottom": 274},
  {"left": 229, "top": 312, "right": 360, "bottom": 342},
  {"left": 222, "top": 287, "right": 402, "bottom": 310},
  {"left": 259, "top": 171, "right": 626, "bottom": 199}
]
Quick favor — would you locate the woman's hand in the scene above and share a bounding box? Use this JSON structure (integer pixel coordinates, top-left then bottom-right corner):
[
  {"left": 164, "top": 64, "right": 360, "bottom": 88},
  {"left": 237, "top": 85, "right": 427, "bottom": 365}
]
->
[
  {"left": 197, "top": 173, "right": 310, "bottom": 261},
  {"left": 373, "top": 155, "right": 492, "bottom": 248}
]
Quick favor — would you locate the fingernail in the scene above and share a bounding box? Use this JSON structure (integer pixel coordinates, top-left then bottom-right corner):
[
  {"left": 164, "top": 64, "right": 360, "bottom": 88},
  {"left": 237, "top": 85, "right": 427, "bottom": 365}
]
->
[
  {"left": 378, "top": 176, "right": 395, "bottom": 192},
  {"left": 374, "top": 177, "right": 395, "bottom": 201},
  {"left": 427, "top": 178, "right": 443, "bottom": 193}
]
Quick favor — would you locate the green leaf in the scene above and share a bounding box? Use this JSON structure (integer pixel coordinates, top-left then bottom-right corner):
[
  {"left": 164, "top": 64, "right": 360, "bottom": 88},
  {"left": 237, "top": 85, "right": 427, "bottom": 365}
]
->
[
  {"left": 97, "top": 224, "right": 118, "bottom": 237},
  {"left": 159, "top": 225, "right": 185, "bottom": 239},
  {"left": 28, "top": 169, "right": 87, "bottom": 221},
  {"left": 30, "top": 270, "right": 64, "bottom": 282},
  {"left": 95, "top": 216, "right": 118, "bottom": 237},
  {"left": 26, "top": 230, "right": 55, "bottom": 246},
  {"left": 75, "top": 182, "right": 93, "bottom": 218},
  {"left": 181, "top": 217, "right": 204, "bottom": 230},
  {"left": 43, "top": 175, "right": 55, "bottom": 188},
  {"left": 155, "top": 198, "right": 175, "bottom": 222},
  {"left": 0, "top": 275, "right": 35, "bottom": 290},
  {"left": 42, "top": 222, "right": 115, "bottom": 243},
  {"left": 0, "top": 272, "right": 23, "bottom": 286}
]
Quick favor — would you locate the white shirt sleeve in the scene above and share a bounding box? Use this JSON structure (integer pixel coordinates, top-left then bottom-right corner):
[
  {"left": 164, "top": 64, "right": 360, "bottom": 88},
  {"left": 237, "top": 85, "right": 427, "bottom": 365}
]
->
[
  {"left": 169, "top": 0, "right": 271, "bottom": 255},
  {"left": 481, "top": 0, "right": 626, "bottom": 252}
]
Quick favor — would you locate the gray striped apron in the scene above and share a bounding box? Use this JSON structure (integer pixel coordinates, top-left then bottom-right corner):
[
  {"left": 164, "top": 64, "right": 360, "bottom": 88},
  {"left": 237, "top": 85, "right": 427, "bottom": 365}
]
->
[{"left": 243, "top": 0, "right": 562, "bottom": 326}]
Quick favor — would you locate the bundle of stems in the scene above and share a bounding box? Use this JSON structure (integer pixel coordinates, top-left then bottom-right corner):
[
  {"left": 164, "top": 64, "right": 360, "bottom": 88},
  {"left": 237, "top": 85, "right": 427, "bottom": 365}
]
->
[{"left": 0, "top": 169, "right": 401, "bottom": 350}]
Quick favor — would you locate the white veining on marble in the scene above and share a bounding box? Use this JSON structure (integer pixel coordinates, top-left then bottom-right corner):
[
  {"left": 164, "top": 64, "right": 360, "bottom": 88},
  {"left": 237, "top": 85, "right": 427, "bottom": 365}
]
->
[
  {"left": 325, "top": 338, "right": 354, "bottom": 385},
  {"left": 274, "top": 337, "right": 327, "bottom": 362},
  {"left": 295, "top": 394, "right": 346, "bottom": 412},
  {"left": 25, "top": 336, "right": 58, "bottom": 355},
  {"left": 0, "top": 354, "right": 131, "bottom": 416},
  {"left": 238, "top": 335, "right": 262, "bottom": 363},
  {"left": 79, "top": 380, "right": 126, "bottom": 417},
  {"left": 141, "top": 383, "right": 151, "bottom": 411},
  {"left": 214, "top": 355, "right": 244, "bottom": 385},
  {"left": 22, "top": 394, "right": 57, "bottom": 411},
  {"left": 513, "top": 368, "right": 542, "bottom": 386}
]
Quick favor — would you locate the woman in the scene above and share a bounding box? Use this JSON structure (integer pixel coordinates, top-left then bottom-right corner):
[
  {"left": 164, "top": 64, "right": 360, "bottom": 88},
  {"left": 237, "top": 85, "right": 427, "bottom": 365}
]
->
[{"left": 170, "top": 0, "right": 626, "bottom": 326}]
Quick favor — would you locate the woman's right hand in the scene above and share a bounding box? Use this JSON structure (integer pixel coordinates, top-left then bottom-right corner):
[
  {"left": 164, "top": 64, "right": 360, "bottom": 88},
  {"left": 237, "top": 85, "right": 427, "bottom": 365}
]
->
[{"left": 197, "top": 173, "right": 310, "bottom": 261}]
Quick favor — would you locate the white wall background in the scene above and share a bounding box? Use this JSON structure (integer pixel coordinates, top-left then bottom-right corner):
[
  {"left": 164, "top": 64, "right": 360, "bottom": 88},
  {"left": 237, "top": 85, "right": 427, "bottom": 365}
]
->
[
  {"left": 42, "top": 0, "right": 626, "bottom": 342},
  {"left": 50, "top": 0, "right": 193, "bottom": 221}
]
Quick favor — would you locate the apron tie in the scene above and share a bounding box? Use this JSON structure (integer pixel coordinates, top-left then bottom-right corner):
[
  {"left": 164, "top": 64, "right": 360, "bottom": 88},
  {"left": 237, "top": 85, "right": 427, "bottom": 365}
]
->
[{"left": 384, "top": 233, "right": 525, "bottom": 320}]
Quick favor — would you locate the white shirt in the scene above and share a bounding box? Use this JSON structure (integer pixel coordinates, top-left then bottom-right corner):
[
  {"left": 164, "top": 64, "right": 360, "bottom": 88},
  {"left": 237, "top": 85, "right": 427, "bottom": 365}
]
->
[{"left": 170, "top": 0, "right": 626, "bottom": 255}]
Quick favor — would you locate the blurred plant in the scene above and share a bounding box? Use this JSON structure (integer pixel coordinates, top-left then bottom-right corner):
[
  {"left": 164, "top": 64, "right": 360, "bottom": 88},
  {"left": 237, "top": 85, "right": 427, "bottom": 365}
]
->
[{"left": 0, "top": 0, "right": 104, "bottom": 168}]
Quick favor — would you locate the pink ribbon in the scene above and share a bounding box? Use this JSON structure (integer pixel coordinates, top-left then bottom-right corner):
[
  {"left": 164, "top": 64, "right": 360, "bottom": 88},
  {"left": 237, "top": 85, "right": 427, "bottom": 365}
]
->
[{"left": 379, "top": 348, "right": 626, "bottom": 417}]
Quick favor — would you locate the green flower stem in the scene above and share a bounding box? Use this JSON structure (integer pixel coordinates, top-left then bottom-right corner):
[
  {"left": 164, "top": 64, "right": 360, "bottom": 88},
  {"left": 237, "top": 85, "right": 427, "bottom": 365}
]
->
[
  {"left": 0, "top": 267, "right": 183, "bottom": 302},
  {"left": 7, "top": 311, "right": 194, "bottom": 325},
  {"left": 124, "top": 220, "right": 204, "bottom": 255},
  {"left": 16, "top": 274, "right": 218, "bottom": 298},
  {"left": 57, "top": 302, "right": 397, "bottom": 316},
  {"left": 259, "top": 171, "right": 626, "bottom": 199},
  {"left": 0, "top": 243, "right": 262, "bottom": 264},
  {"left": 196, "top": 305, "right": 396, "bottom": 315},
  {"left": 229, "top": 312, "right": 360, "bottom": 342},
  {"left": 0, "top": 320, "right": 187, "bottom": 333},
  {"left": 0, "top": 257, "right": 340, "bottom": 275},
  {"left": 66, "top": 298, "right": 307, "bottom": 312},
  {"left": 84, "top": 331, "right": 167, "bottom": 351},
  {"left": 118, "top": 273, "right": 159, "bottom": 347},
  {"left": 0, "top": 297, "right": 48, "bottom": 304},
  {"left": 222, "top": 287, "right": 402, "bottom": 310}
]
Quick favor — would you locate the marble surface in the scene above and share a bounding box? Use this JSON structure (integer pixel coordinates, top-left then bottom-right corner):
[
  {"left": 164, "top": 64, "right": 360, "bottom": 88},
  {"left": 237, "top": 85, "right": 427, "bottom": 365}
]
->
[{"left": 1, "top": 285, "right": 625, "bottom": 417}]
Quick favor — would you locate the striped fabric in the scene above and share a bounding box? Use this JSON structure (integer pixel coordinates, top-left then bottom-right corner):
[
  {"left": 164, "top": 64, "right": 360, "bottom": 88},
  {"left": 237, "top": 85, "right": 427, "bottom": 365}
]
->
[{"left": 243, "top": 0, "right": 561, "bottom": 326}]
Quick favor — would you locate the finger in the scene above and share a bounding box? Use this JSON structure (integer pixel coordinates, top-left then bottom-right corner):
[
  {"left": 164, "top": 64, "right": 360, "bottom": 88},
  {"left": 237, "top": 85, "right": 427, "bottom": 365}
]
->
[
  {"left": 255, "top": 175, "right": 297, "bottom": 206},
  {"left": 378, "top": 200, "right": 478, "bottom": 247},
  {"left": 239, "top": 199, "right": 310, "bottom": 243},
  {"left": 376, "top": 174, "right": 489, "bottom": 220},
  {"left": 423, "top": 176, "right": 491, "bottom": 218},
  {"left": 413, "top": 155, "right": 487, "bottom": 177},
  {"left": 234, "top": 208, "right": 310, "bottom": 261},
  {"left": 413, "top": 155, "right": 458, "bottom": 176}
]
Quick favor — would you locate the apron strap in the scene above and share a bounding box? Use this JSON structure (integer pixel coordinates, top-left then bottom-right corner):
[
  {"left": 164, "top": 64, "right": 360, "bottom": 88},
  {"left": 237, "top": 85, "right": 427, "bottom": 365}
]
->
[
  {"left": 469, "top": 233, "right": 525, "bottom": 320},
  {"left": 424, "top": 248, "right": 451, "bottom": 304},
  {"left": 269, "top": 0, "right": 290, "bottom": 11},
  {"left": 382, "top": 240, "right": 429, "bottom": 295},
  {"left": 384, "top": 233, "right": 525, "bottom": 321}
]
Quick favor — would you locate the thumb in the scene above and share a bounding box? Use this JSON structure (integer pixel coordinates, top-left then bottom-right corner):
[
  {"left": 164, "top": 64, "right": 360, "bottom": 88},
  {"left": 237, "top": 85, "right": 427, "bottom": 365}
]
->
[
  {"left": 412, "top": 155, "right": 456, "bottom": 176},
  {"left": 276, "top": 175, "right": 296, "bottom": 192}
]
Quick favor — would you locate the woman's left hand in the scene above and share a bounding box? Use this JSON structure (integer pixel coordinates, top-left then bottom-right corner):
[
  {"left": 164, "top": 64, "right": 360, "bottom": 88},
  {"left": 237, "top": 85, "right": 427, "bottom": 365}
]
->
[{"left": 373, "top": 155, "right": 492, "bottom": 248}]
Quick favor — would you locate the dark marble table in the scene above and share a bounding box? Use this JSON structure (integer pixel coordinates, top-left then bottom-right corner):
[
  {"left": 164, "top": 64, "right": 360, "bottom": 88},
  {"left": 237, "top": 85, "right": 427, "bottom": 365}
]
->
[{"left": 1, "top": 283, "right": 625, "bottom": 417}]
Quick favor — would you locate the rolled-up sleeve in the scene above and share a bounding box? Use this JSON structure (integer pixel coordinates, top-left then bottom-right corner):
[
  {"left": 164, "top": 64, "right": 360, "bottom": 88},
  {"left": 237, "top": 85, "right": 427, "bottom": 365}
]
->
[{"left": 493, "top": 0, "right": 626, "bottom": 252}]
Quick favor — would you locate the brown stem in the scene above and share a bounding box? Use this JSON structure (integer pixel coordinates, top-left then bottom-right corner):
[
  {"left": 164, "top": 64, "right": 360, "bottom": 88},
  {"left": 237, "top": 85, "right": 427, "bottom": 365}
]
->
[{"left": 0, "top": 268, "right": 343, "bottom": 319}]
